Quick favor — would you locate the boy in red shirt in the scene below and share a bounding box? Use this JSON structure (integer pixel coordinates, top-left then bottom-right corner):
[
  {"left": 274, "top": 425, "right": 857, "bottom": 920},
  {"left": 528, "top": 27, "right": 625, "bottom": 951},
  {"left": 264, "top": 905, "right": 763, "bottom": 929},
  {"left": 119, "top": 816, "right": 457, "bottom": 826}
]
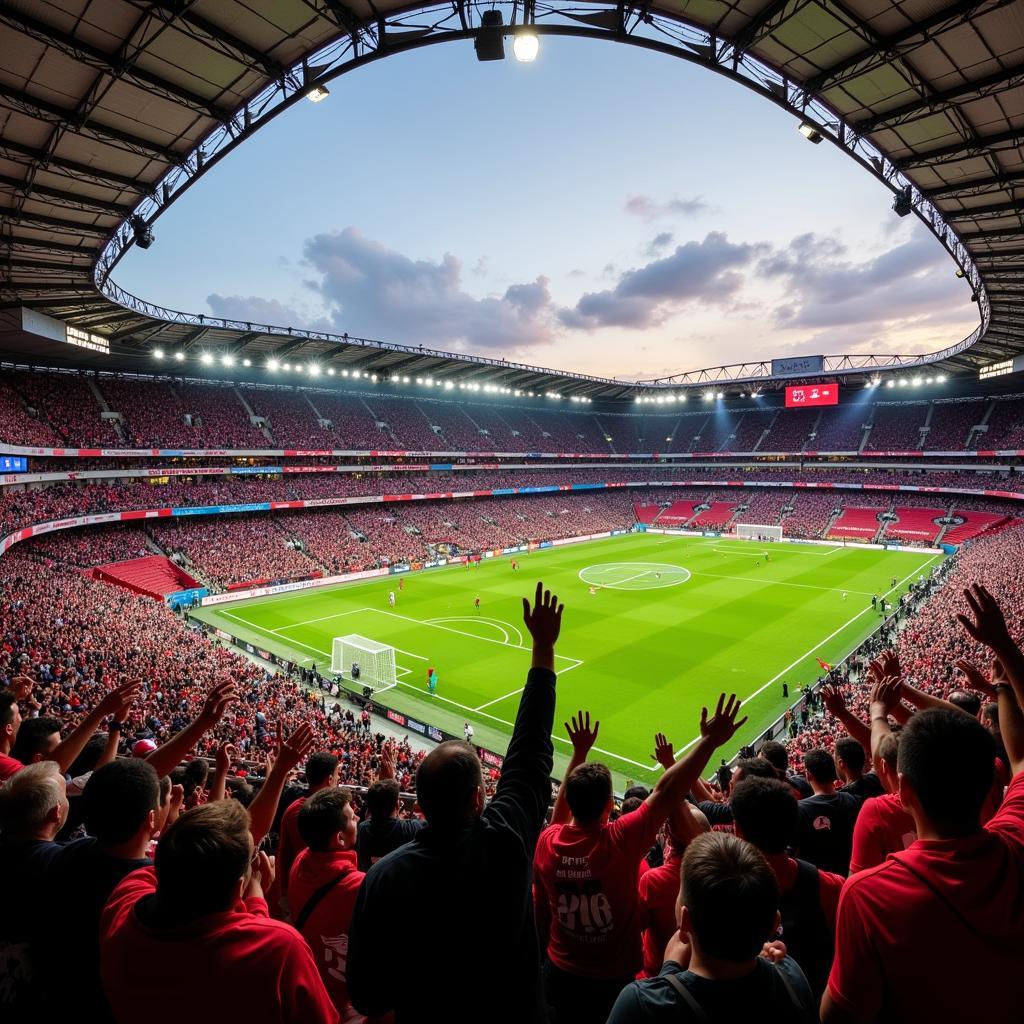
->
[
  {"left": 534, "top": 695, "right": 748, "bottom": 1024},
  {"left": 289, "top": 787, "right": 364, "bottom": 1021},
  {"left": 100, "top": 800, "right": 337, "bottom": 1024}
]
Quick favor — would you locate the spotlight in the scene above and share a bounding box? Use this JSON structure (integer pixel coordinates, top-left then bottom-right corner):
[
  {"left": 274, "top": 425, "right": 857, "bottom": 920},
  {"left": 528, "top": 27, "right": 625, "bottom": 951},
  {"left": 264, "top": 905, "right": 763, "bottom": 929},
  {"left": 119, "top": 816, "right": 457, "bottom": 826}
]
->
[
  {"left": 898, "top": 378, "right": 908, "bottom": 387},
  {"left": 955, "top": 269, "right": 966, "bottom": 279},
  {"left": 679, "top": 394, "right": 687, "bottom": 402},
  {"left": 153, "top": 348, "right": 164, "bottom": 360},
  {"left": 327, "top": 368, "right": 335, "bottom": 376},
  {"left": 886, "top": 379, "right": 895, "bottom": 388},
  {"left": 267, "top": 359, "right": 279, "bottom": 371},
  {"left": 892, "top": 186, "right": 913, "bottom": 218},
  {"left": 200, "top": 353, "right": 213, "bottom": 366},
  {"left": 308, "top": 364, "right": 320, "bottom": 376},
  {"left": 937, "top": 374, "right": 947, "bottom": 383},
  {"left": 306, "top": 84, "right": 330, "bottom": 103},
  {"left": 242, "top": 358, "right": 251, "bottom": 367},
  {"left": 703, "top": 392, "right": 713, "bottom": 402},
  {"left": 174, "top": 351, "right": 185, "bottom": 362},
  {"left": 513, "top": 29, "right": 539, "bottom": 62},
  {"left": 475, "top": 9, "right": 505, "bottom": 61},
  {"left": 282, "top": 362, "right": 292, "bottom": 372},
  {"left": 221, "top": 354, "right": 234, "bottom": 367},
  {"left": 295, "top": 364, "right": 304, "bottom": 373},
  {"left": 402, "top": 376, "right": 410, "bottom": 384},
  {"left": 716, "top": 392, "right": 724, "bottom": 399},
  {"left": 341, "top": 369, "right": 349, "bottom": 377},
  {"left": 912, "top": 376, "right": 922, "bottom": 386},
  {"left": 925, "top": 376, "right": 934, "bottom": 384},
  {"left": 130, "top": 215, "right": 155, "bottom": 249},
  {"left": 798, "top": 121, "right": 823, "bottom": 144}
]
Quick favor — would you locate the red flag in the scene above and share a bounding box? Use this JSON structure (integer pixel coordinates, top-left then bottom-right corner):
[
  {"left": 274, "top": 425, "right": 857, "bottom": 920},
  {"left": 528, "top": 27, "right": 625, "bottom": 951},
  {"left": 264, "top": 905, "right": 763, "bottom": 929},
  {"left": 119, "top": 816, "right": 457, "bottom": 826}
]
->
[{"left": 816, "top": 657, "right": 831, "bottom": 671}]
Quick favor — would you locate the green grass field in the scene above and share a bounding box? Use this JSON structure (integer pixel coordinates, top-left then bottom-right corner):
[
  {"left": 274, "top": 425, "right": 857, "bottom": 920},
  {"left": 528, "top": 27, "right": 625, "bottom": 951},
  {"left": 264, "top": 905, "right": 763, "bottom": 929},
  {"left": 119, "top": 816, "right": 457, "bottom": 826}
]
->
[{"left": 192, "top": 533, "right": 942, "bottom": 787}]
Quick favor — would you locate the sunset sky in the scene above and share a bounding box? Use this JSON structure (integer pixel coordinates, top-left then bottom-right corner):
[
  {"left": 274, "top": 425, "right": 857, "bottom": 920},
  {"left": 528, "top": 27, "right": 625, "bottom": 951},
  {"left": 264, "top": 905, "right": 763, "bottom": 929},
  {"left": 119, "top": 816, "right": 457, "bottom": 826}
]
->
[{"left": 114, "top": 36, "right": 979, "bottom": 381}]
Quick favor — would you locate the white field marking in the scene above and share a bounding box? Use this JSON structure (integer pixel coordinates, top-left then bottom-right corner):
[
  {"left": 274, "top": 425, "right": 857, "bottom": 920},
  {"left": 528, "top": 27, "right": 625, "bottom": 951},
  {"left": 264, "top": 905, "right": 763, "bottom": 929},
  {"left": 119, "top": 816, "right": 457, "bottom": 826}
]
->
[
  {"left": 670, "top": 553, "right": 942, "bottom": 756},
  {"left": 578, "top": 562, "right": 692, "bottom": 591},
  {"left": 690, "top": 570, "right": 874, "bottom": 597},
  {"left": 474, "top": 656, "right": 585, "bottom": 710},
  {"left": 427, "top": 616, "right": 527, "bottom": 647},
  {"left": 711, "top": 543, "right": 842, "bottom": 557}
]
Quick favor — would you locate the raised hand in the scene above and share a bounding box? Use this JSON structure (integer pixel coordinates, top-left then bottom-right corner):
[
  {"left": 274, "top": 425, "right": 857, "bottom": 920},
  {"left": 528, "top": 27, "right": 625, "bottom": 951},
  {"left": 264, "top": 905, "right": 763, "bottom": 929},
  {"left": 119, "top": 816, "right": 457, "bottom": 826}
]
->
[
  {"left": 566, "top": 711, "right": 600, "bottom": 757},
  {"left": 97, "top": 677, "right": 143, "bottom": 719},
  {"left": 869, "top": 675, "right": 902, "bottom": 717},
  {"left": 957, "top": 584, "right": 1014, "bottom": 653},
  {"left": 699, "top": 694, "right": 748, "bottom": 748},
  {"left": 955, "top": 659, "right": 999, "bottom": 699},
  {"left": 198, "top": 677, "right": 237, "bottom": 727},
  {"left": 245, "top": 849, "right": 275, "bottom": 898},
  {"left": 275, "top": 722, "right": 315, "bottom": 776},
  {"left": 652, "top": 732, "right": 675, "bottom": 770},
  {"left": 215, "top": 741, "right": 236, "bottom": 774},
  {"left": 7, "top": 674, "right": 33, "bottom": 701},
  {"left": 820, "top": 684, "right": 846, "bottom": 717},
  {"left": 523, "top": 581, "right": 563, "bottom": 649}
]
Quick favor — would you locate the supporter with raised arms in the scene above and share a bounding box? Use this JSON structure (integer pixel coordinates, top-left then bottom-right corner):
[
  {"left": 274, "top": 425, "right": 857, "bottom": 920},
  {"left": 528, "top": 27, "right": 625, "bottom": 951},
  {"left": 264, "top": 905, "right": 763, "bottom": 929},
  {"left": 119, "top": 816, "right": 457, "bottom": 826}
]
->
[
  {"left": 348, "top": 581, "right": 563, "bottom": 1024},
  {"left": 533, "top": 695, "right": 748, "bottom": 1024}
]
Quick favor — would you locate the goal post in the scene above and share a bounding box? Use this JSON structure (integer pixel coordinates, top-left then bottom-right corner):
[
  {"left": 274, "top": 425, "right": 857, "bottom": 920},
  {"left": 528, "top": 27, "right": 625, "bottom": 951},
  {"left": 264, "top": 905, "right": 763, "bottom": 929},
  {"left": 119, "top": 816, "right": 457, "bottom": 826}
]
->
[
  {"left": 331, "top": 634, "right": 397, "bottom": 692},
  {"left": 734, "top": 523, "right": 783, "bottom": 542}
]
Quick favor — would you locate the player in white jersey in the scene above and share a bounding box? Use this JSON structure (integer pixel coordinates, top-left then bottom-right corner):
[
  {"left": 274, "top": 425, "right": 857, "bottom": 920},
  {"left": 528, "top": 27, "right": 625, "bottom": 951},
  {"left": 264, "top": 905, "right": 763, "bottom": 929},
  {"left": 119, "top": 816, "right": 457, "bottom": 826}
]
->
[{"left": 388, "top": 591, "right": 396, "bottom": 607}]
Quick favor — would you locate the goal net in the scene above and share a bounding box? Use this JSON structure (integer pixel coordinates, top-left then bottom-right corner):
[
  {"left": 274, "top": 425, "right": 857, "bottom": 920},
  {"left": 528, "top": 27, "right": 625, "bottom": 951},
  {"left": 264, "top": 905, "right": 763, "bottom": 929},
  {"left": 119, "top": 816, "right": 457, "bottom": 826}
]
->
[
  {"left": 331, "top": 635, "right": 397, "bottom": 692},
  {"left": 735, "top": 523, "right": 783, "bottom": 542}
]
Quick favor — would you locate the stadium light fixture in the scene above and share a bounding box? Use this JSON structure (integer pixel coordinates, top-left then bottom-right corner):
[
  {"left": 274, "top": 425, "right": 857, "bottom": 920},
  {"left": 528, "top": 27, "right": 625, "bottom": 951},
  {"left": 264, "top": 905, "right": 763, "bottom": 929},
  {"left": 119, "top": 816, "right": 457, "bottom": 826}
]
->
[
  {"left": 912, "top": 376, "right": 922, "bottom": 386},
  {"left": 341, "top": 369, "right": 349, "bottom": 377},
  {"left": 513, "top": 29, "right": 539, "bottom": 62},
  {"left": 937, "top": 374, "right": 947, "bottom": 383},
  {"left": 130, "top": 214, "right": 155, "bottom": 249},
  {"left": 371, "top": 373, "right": 378, "bottom": 382},
  {"left": 221, "top": 354, "right": 234, "bottom": 367},
  {"left": 403, "top": 376, "right": 410, "bottom": 384},
  {"left": 307, "top": 84, "right": 330, "bottom": 103},
  {"left": 308, "top": 364, "right": 320, "bottom": 376},
  {"left": 925, "top": 376, "right": 934, "bottom": 384},
  {"left": 898, "top": 378, "right": 908, "bottom": 387},
  {"left": 295, "top": 364, "right": 304, "bottom": 374},
  {"left": 282, "top": 362, "right": 292, "bottom": 372},
  {"left": 153, "top": 348, "right": 164, "bottom": 360},
  {"left": 716, "top": 392, "right": 724, "bottom": 399},
  {"left": 679, "top": 394, "right": 687, "bottom": 402},
  {"left": 174, "top": 351, "right": 185, "bottom": 362},
  {"left": 475, "top": 9, "right": 505, "bottom": 61},
  {"left": 892, "top": 187, "right": 913, "bottom": 218},
  {"left": 267, "top": 359, "right": 279, "bottom": 371},
  {"left": 327, "top": 368, "right": 335, "bottom": 376},
  {"left": 885, "top": 379, "right": 894, "bottom": 388},
  {"left": 703, "top": 392, "right": 713, "bottom": 402},
  {"left": 242, "top": 358, "right": 252, "bottom": 368},
  {"left": 798, "top": 121, "right": 823, "bottom": 144},
  {"left": 200, "top": 352, "right": 213, "bottom": 366}
]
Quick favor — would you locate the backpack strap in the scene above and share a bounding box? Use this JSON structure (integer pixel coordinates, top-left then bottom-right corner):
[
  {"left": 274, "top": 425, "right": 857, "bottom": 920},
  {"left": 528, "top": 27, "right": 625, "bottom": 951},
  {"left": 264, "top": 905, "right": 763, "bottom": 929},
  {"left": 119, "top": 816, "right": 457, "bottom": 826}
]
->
[
  {"left": 294, "top": 871, "right": 348, "bottom": 932},
  {"left": 662, "top": 971, "right": 709, "bottom": 1022}
]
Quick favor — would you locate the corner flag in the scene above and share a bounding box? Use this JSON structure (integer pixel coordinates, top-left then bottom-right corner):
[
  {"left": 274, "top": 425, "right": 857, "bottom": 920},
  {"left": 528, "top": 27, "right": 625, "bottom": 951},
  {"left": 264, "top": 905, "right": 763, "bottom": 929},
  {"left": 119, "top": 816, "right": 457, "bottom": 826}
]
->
[{"left": 816, "top": 657, "right": 831, "bottom": 671}]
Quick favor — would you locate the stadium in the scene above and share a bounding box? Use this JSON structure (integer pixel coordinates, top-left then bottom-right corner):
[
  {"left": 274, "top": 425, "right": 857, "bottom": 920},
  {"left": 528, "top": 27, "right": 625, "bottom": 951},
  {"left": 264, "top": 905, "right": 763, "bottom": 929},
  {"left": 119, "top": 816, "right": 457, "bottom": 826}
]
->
[{"left": 0, "top": 1, "right": 1022, "bottom": 1022}]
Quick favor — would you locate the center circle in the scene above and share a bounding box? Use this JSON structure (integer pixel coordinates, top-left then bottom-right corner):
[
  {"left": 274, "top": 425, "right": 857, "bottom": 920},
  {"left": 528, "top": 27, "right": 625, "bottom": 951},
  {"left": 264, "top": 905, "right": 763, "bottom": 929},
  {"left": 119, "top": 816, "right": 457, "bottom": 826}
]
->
[{"left": 578, "top": 562, "right": 692, "bottom": 590}]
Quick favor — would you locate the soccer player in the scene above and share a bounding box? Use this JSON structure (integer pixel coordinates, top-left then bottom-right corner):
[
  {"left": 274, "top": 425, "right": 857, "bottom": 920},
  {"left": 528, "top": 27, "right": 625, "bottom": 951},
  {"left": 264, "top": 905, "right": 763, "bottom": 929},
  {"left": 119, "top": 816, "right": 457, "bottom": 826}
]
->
[
  {"left": 399, "top": 577, "right": 405, "bottom": 591},
  {"left": 842, "top": 592, "right": 848, "bottom": 601},
  {"left": 464, "top": 722, "right": 474, "bottom": 743},
  {"left": 474, "top": 596, "right": 481, "bottom": 614},
  {"left": 427, "top": 669, "right": 437, "bottom": 696},
  {"left": 589, "top": 586, "right": 598, "bottom": 596},
  {"left": 388, "top": 590, "right": 396, "bottom": 608}
]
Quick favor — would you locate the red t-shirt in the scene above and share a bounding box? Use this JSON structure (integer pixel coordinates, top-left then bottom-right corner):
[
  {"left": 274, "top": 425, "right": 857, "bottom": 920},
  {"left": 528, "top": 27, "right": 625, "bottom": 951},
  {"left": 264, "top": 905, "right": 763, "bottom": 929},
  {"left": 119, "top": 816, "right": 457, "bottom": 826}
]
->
[
  {"left": 289, "top": 848, "right": 365, "bottom": 1016},
  {"left": 0, "top": 752, "right": 23, "bottom": 781},
  {"left": 849, "top": 793, "right": 917, "bottom": 874},
  {"left": 100, "top": 866, "right": 338, "bottom": 1024},
  {"left": 828, "top": 773, "right": 1024, "bottom": 1022},
  {"left": 638, "top": 847, "right": 681, "bottom": 977},
  {"left": 534, "top": 801, "right": 662, "bottom": 979}
]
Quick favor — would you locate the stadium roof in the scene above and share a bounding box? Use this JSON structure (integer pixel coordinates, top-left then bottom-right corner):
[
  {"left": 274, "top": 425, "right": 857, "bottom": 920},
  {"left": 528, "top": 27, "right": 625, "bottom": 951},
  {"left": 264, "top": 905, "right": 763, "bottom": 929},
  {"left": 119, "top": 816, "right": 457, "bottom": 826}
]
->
[{"left": 0, "top": 0, "right": 1021, "bottom": 400}]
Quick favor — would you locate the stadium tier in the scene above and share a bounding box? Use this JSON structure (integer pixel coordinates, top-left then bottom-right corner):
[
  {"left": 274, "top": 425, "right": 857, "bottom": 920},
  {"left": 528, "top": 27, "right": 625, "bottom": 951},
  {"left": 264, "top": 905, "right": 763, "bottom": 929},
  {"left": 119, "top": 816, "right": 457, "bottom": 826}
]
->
[{"left": 826, "top": 506, "right": 887, "bottom": 541}]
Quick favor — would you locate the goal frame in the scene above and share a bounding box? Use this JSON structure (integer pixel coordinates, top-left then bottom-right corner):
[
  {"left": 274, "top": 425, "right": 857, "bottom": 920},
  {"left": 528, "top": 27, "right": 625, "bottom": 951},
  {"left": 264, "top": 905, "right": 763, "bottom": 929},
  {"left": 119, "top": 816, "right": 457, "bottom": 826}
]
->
[
  {"left": 734, "top": 523, "right": 783, "bottom": 542},
  {"left": 331, "top": 634, "right": 398, "bottom": 692}
]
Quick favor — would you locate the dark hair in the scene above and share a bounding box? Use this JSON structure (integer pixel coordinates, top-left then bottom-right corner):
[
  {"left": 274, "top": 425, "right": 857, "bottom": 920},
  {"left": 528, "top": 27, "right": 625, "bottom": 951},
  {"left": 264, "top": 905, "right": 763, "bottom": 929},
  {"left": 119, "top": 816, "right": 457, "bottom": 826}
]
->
[
  {"left": 183, "top": 758, "right": 209, "bottom": 793},
  {"left": 682, "top": 832, "right": 779, "bottom": 961},
  {"left": 803, "top": 748, "right": 838, "bottom": 785},
  {"left": 298, "top": 787, "right": 353, "bottom": 851},
  {"left": 68, "top": 735, "right": 109, "bottom": 779},
  {"left": 620, "top": 796, "right": 643, "bottom": 816},
  {"left": 415, "top": 741, "right": 483, "bottom": 827},
  {"left": 623, "top": 785, "right": 650, "bottom": 801},
  {"left": 83, "top": 759, "right": 160, "bottom": 845},
  {"left": 759, "top": 740, "right": 789, "bottom": 773},
  {"left": 366, "top": 778, "right": 400, "bottom": 819},
  {"left": 730, "top": 777, "right": 798, "bottom": 854},
  {"left": 949, "top": 691, "right": 982, "bottom": 717},
  {"left": 155, "top": 801, "right": 251, "bottom": 914},
  {"left": 898, "top": 708, "right": 995, "bottom": 834},
  {"left": 982, "top": 702, "right": 999, "bottom": 727},
  {"left": 835, "top": 738, "right": 866, "bottom": 775},
  {"left": 565, "top": 762, "right": 613, "bottom": 824},
  {"left": 305, "top": 752, "right": 339, "bottom": 787},
  {"left": 9, "top": 717, "right": 60, "bottom": 765},
  {"left": 733, "top": 758, "right": 778, "bottom": 783},
  {"left": 0, "top": 691, "right": 17, "bottom": 728}
]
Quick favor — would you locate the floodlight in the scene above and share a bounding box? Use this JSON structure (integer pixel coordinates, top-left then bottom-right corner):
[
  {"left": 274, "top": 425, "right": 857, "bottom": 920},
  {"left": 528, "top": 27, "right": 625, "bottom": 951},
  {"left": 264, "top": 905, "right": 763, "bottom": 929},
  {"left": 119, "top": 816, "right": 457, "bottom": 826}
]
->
[
  {"left": 513, "top": 30, "right": 539, "bottom": 62},
  {"left": 221, "top": 354, "right": 234, "bottom": 367},
  {"left": 308, "top": 364, "right": 320, "bottom": 376},
  {"left": 703, "top": 392, "right": 713, "bottom": 402},
  {"left": 912, "top": 376, "right": 922, "bottom": 386},
  {"left": 327, "top": 368, "right": 335, "bottom": 376},
  {"left": 716, "top": 392, "right": 724, "bottom": 399},
  {"left": 153, "top": 348, "right": 164, "bottom": 360},
  {"left": 130, "top": 215, "right": 155, "bottom": 249},
  {"left": 475, "top": 9, "right": 505, "bottom": 61},
  {"left": 892, "top": 187, "right": 913, "bottom": 217},
  {"left": 267, "top": 359, "right": 279, "bottom": 371},
  {"left": 937, "top": 374, "right": 947, "bottom": 383},
  {"left": 174, "top": 351, "right": 185, "bottom": 362},
  {"left": 886, "top": 379, "right": 895, "bottom": 388},
  {"left": 798, "top": 122, "right": 823, "bottom": 144},
  {"left": 200, "top": 352, "right": 213, "bottom": 365},
  {"left": 307, "top": 85, "right": 330, "bottom": 103},
  {"left": 898, "top": 378, "right": 908, "bottom": 387}
]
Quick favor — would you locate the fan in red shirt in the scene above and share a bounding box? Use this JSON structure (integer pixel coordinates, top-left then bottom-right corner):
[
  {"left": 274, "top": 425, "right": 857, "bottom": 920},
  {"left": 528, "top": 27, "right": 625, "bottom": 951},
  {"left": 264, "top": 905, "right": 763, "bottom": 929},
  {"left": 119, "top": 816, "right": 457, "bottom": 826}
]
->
[
  {"left": 100, "top": 800, "right": 337, "bottom": 1024},
  {"left": 638, "top": 804, "right": 710, "bottom": 977},
  {"left": 289, "top": 787, "right": 365, "bottom": 1021},
  {"left": 268, "top": 751, "right": 340, "bottom": 917},
  {"left": 534, "top": 698, "right": 749, "bottom": 1024},
  {"left": 822, "top": 583, "right": 1024, "bottom": 1024}
]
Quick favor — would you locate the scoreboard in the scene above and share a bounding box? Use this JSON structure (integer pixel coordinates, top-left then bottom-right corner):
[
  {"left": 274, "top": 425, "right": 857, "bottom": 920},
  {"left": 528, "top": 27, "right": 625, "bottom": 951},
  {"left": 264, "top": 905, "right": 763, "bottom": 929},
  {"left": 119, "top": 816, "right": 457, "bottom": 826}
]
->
[
  {"left": 0, "top": 456, "right": 27, "bottom": 473},
  {"left": 785, "top": 384, "right": 839, "bottom": 408}
]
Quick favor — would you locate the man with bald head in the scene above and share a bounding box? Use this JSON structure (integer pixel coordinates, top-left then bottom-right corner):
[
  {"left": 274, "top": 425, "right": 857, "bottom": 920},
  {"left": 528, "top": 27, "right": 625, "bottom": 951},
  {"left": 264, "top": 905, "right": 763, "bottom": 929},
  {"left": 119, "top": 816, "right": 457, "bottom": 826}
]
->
[{"left": 348, "top": 583, "right": 563, "bottom": 1024}]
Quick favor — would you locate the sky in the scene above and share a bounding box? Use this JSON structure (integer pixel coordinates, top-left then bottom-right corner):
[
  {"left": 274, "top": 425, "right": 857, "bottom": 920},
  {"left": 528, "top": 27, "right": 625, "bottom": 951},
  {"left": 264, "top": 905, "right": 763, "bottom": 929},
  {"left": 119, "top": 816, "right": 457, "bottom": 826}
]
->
[{"left": 114, "top": 37, "right": 979, "bottom": 382}]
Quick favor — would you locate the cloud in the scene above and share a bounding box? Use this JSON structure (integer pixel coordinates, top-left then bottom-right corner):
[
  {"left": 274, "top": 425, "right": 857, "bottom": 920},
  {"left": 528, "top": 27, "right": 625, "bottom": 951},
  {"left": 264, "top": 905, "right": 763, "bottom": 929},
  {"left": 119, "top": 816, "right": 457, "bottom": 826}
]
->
[
  {"left": 205, "top": 294, "right": 334, "bottom": 334},
  {"left": 560, "top": 232, "right": 765, "bottom": 329},
  {"left": 625, "top": 195, "right": 708, "bottom": 221},
  {"left": 646, "top": 232, "right": 674, "bottom": 256},
  {"left": 300, "top": 227, "right": 555, "bottom": 350}
]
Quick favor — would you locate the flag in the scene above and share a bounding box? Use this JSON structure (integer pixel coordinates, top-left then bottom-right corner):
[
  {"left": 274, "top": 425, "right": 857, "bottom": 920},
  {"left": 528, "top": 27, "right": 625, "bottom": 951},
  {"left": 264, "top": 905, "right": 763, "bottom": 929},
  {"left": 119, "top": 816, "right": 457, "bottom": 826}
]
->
[{"left": 816, "top": 657, "right": 831, "bottom": 671}]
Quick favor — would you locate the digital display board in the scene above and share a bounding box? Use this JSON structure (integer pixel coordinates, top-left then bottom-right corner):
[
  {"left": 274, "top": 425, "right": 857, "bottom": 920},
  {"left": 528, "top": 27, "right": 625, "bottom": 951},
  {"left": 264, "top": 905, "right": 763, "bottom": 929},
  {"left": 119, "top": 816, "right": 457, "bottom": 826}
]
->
[
  {"left": 785, "top": 384, "right": 839, "bottom": 408},
  {"left": 0, "top": 456, "right": 27, "bottom": 473}
]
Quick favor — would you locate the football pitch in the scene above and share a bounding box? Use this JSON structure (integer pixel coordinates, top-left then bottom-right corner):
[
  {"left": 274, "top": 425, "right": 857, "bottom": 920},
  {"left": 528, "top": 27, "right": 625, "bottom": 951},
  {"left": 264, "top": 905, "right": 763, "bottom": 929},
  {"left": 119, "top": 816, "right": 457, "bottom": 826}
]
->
[{"left": 192, "top": 533, "right": 943, "bottom": 787}]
